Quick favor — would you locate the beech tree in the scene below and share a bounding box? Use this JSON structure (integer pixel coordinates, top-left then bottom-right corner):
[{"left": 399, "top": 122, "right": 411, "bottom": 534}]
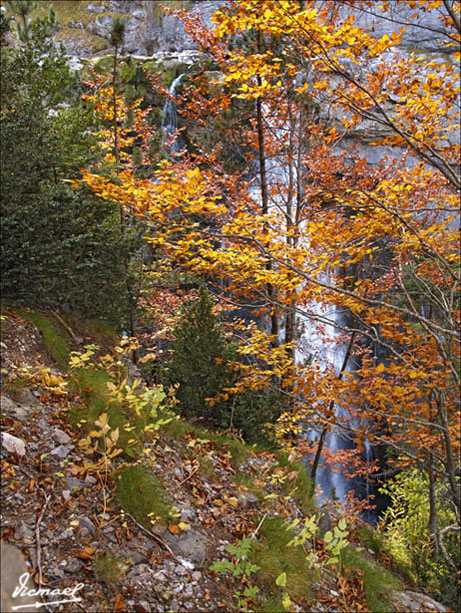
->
[{"left": 80, "top": 0, "right": 460, "bottom": 580}]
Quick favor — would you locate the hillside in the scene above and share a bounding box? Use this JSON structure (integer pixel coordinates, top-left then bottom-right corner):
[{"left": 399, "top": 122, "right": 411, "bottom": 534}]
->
[{"left": 0, "top": 308, "right": 449, "bottom": 612}]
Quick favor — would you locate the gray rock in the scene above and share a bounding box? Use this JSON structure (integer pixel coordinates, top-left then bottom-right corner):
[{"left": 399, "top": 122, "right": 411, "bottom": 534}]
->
[
  {"left": 64, "top": 477, "right": 83, "bottom": 492},
  {"left": 191, "top": 571, "right": 201, "bottom": 581},
  {"left": 179, "top": 505, "right": 196, "bottom": 522},
  {"left": 63, "top": 558, "right": 82, "bottom": 573},
  {"left": 77, "top": 516, "right": 96, "bottom": 535},
  {"left": 390, "top": 590, "right": 447, "bottom": 612},
  {"left": 14, "top": 388, "right": 39, "bottom": 407},
  {"left": 50, "top": 445, "right": 71, "bottom": 459},
  {"left": 87, "top": 14, "right": 114, "bottom": 39},
  {"left": 237, "top": 491, "right": 259, "bottom": 508},
  {"left": 68, "top": 20, "right": 85, "bottom": 29},
  {"left": 86, "top": 2, "right": 107, "bottom": 12},
  {"left": 52, "top": 428, "right": 71, "bottom": 445},
  {"left": 1, "top": 396, "right": 29, "bottom": 421},
  {"left": 163, "top": 530, "right": 207, "bottom": 566},
  {"left": 1, "top": 432, "right": 26, "bottom": 456},
  {"left": 1, "top": 544, "right": 37, "bottom": 612},
  {"left": 129, "top": 550, "right": 146, "bottom": 565}
]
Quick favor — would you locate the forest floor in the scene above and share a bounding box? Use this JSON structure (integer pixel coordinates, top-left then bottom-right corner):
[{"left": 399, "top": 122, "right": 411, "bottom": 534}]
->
[{"left": 0, "top": 308, "right": 445, "bottom": 613}]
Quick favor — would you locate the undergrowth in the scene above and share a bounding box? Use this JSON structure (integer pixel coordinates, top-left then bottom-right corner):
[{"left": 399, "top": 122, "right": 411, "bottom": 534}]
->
[{"left": 115, "top": 464, "right": 173, "bottom": 527}]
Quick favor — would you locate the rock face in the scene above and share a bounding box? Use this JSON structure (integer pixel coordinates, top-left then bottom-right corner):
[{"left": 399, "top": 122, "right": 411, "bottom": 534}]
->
[
  {"left": 1, "top": 544, "right": 37, "bottom": 613},
  {"left": 64, "top": 0, "right": 224, "bottom": 57}
]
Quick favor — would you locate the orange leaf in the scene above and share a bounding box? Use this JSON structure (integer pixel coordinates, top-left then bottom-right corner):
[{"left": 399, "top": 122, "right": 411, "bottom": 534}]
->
[{"left": 168, "top": 524, "right": 181, "bottom": 534}]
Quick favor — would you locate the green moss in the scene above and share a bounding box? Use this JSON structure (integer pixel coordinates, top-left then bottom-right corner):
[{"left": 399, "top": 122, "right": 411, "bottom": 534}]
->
[
  {"left": 251, "top": 516, "right": 314, "bottom": 610},
  {"left": 115, "top": 464, "right": 173, "bottom": 527},
  {"left": 234, "top": 474, "right": 266, "bottom": 501},
  {"left": 21, "top": 310, "right": 70, "bottom": 370},
  {"left": 94, "top": 550, "right": 125, "bottom": 587},
  {"left": 343, "top": 546, "right": 403, "bottom": 613},
  {"left": 276, "top": 452, "right": 315, "bottom": 514}
]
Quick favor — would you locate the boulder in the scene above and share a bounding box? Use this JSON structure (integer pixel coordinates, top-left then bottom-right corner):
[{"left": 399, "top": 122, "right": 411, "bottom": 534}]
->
[
  {"left": 1, "top": 432, "right": 26, "bottom": 456},
  {"left": 1, "top": 544, "right": 37, "bottom": 612},
  {"left": 0, "top": 395, "right": 29, "bottom": 421},
  {"left": 390, "top": 590, "right": 447, "bottom": 612}
]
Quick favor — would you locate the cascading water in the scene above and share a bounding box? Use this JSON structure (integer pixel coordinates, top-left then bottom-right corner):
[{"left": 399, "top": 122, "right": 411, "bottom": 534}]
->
[
  {"left": 162, "top": 75, "right": 375, "bottom": 516},
  {"left": 162, "top": 74, "right": 186, "bottom": 155}
]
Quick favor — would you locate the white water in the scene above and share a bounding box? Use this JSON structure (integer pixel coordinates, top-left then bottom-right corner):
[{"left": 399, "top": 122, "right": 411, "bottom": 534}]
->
[{"left": 162, "top": 74, "right": 186, "bottom": 155}]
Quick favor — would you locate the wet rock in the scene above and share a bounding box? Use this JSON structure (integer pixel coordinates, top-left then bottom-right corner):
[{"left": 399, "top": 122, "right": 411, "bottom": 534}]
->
[
  {"left": 1, "top": 543, "right": 37, "bottom": 612},
  {"left": 1, "top": 432, "right": 26, "bottom": 456},
  {"left": 52, "top": 428, "right": 72, "bottom": 445}
]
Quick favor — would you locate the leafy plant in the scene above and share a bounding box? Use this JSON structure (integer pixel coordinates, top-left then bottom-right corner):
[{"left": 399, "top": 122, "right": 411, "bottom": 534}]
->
[{"left": 210, "top": 537, "right": 261, "bottom": 611}]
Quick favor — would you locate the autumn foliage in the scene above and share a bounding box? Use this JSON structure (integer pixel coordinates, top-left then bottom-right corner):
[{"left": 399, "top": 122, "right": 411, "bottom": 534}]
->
[{"left": 80, "top": 0, "right": 460, "bottom": 578}]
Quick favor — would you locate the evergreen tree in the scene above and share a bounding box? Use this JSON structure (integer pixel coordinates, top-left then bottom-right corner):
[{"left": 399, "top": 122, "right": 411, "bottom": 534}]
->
[
  {"left": 0, "top": 6, "right": 134, "bottom": 323},
  {"left": 166, "top": 288, "right": 236, "bottom": 424}
]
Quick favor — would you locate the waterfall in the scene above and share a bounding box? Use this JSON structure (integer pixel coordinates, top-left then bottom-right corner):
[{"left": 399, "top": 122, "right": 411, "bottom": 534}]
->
[{"left": 162, "top": 74, "right": 186, "bottom": 155}]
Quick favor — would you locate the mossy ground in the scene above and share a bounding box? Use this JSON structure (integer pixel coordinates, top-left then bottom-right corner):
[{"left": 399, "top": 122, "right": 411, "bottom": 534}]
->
[
  {"left": 115, "top": 464, "right": 173, "bottom": 527},
  {"left": 251, "top": 516, "right": 315, "bottom": 610},
  {"left": 343, "top": 546, "right": 403, "bottom": 612},
  {"left": 20, "top": 310, "right": 71, "bottom": 371},
  {"left": 94, "top": 550, "right": 126, "bottom": 587}
]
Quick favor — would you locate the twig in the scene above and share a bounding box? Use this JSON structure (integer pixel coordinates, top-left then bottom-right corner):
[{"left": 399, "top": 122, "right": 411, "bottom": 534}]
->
[
  {"left": 35, "top": 490, "right": 52, "bottom": 588},
  {"left": 50, "top": 310, "right": 76, "bottom": 340},
  {"left": 177, "top": 465, "right": 199, "bottom": 486},
  {"left": 251, "top": 513, "right": 267, "bottom": 539},
  {"left": 126, "top": 512, "right": 181, "bottom": 562}
]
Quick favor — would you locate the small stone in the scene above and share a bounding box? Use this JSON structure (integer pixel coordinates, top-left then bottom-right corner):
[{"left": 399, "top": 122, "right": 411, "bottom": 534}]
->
[
  {"left": 129, "top": 550, "right": 146, "bottom": 565},
  {"left": 50, "top": 445, "right": 71, "bottom": 459},
  {"left": 191, "top": 571, "right": 201, "bottom": 581},
  {"left": 153, "top": 571, "right": 167, "bottom": 582},
  {"left": 52, "top": 428, "right": 71, "bottom": 445},
  {"left": 74, "top": 336, "right": 84, "bottom": 345},
  {"left": 175, "top": 564, "right": 186, "bottom": 576},
  {"left": 62, "top": 490, "right": 71, "bottom": 501},
  {"left": 1, "top": 432, "right": 26, "bottom": 456},
  {"left": 237, "top": 491, "right": 259, "bottom": 508},
  {"left": 77, "top": 516, "right": 96, "bottom": 535},
  {"left": 85, "top": 475, "right": 97, "bottom": 485},
  {"left": 64, "top": 558, "right": 81, "bottom": 573},
  {"left": 65, "top": 477, "right": 83, "bottom": 492}
]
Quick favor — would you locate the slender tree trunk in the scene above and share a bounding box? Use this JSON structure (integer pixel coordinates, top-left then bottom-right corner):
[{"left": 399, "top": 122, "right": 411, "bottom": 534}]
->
[
  {"left": 427, "top": 455, "right": 439, "bottom": 559},
  {"left": 112, "top": 42, "right": 137, "bottom": 359},
  {"left": 256, "top": 30, "right": 279, "bottom": 345}
]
